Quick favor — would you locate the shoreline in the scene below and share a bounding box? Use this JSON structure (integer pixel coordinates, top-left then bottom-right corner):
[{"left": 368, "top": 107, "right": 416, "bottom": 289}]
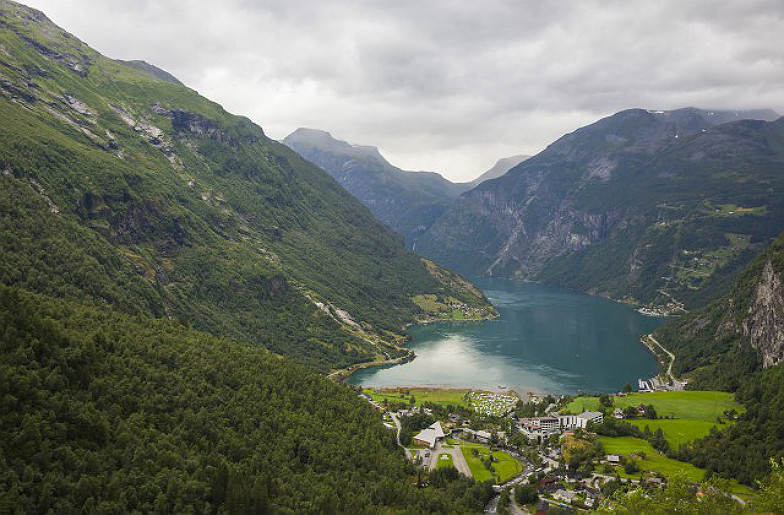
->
[
  {"left": 639, "top": 333, "right": 688, "bottom": 391},
  {"left": 336, "top": 280, "right": 665, "bottom": 394},
  {"left": 369, "top": 385, "right": 525, "bottom": 397},
  {"left": 331, "top": 311, "right": 498, "bottom": 383},
  {"left": 479, "top": 275, "right": 683, "bottom": 317},
  {"left": 327, "top": 349, "right": 416, "bottom": 382}
]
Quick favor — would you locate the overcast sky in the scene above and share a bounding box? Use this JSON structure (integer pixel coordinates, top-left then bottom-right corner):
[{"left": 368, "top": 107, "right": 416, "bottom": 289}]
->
[{"left": 24, "top": 0, "right": 784, "bottom": 181}]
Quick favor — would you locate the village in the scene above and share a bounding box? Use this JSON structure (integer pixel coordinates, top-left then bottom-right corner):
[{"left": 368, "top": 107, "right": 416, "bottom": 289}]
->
[{"left": 357, "top": 386, "right": 730, "bottom": 514}]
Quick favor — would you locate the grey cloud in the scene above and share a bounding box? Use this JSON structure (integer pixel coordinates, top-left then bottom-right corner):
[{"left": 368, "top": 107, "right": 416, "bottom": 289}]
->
[{"left": 25, "top": 0, "right": 784, "bottom": 181}]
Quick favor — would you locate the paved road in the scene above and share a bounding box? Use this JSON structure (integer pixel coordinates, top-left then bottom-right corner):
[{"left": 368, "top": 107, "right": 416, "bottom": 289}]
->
[
  {"left": 389, "top": 413, "right": 411, "bottom": 461},
  {"left": 509, "top": 496, "right": 530, "bottom": 515},
  {"left": 647, "top": 334, "right": 676, "bottom": 381},
  {"left": 428, "top": 441, "right": 472, "bottom": 477}
]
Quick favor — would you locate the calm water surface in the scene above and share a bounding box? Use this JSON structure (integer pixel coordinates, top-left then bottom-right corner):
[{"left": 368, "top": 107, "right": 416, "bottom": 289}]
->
[{"left": 348, "top": 278, "right": 664, "bottom": 394}]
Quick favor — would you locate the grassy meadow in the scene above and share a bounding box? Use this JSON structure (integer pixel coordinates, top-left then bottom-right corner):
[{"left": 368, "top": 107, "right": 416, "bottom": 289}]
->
[
  {"left": 567, "top": 391, "right": 743, "bottom": 448},
  {"left": 599, "top": 436, "right": 705, "bottom": 482},
  {"left": 435, "top": 453, "right": 454, "bottom": 470},
  {"left": 598, "top": 436, "right": 754, "bottom": 497},
  {"left": 364, "top": 387, "right": 471, "bottom": 408},
  {"left": 460, "top": 442, "right": 522, "bottom": 483}
]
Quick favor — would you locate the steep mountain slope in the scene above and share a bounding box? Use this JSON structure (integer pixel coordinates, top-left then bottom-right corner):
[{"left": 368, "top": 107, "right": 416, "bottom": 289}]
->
[
  {"left": 0, "top": 0, "right": 492, "bottom": 372},
  {"left": 649, "top": 233, "right": 784, "bottom": 485},
  {"left": 283, "top": 128, "right": 471, "bottom": 247},
  {"left": 655, "top": 232, "right": 784, "bottom": 390},
  {"left": 469, "top": 154, "right": 529, "bottom": 186},
  {"left": 418, "top": 107, "right": 784, "bottom": 313}
]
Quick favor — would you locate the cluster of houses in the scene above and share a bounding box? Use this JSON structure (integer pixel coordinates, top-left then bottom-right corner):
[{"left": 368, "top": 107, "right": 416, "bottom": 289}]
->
[
  {"left": 537, "top": 475, "right": 601, "bottom": 511},
  {"left": 516, "top": 411, "right": 604, "bottom": 442},
  {"left": 612, "top": 404, "right": 651, "bottom": 419}
]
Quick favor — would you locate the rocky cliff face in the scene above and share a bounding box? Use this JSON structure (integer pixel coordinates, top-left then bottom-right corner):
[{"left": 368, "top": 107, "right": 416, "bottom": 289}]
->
[
  {"left": 743, "top": 260, "right": 784, "bottom": 368},
  {"left": 655, "top": 233, "right": 784, "bottom": 389},
  {"left": 418, "top": 108, "right": 784, "bottom": 313}
]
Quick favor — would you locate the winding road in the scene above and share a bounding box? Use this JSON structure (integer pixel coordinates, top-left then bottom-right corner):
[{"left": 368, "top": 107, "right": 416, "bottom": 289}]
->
[
  {"left": 389, "top": 412, "right": 412, "bottom": 461},
  {"left": 642, "top": 333, "right": 687, "bottom": 389},
  {"left": 647, "top": 334, "right": 676, "bottom": 381}
]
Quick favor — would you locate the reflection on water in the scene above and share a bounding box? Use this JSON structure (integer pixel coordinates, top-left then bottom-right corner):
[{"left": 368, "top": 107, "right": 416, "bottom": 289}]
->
[{"left": 348, "top": 278, "right": 663, "bottom": 394}]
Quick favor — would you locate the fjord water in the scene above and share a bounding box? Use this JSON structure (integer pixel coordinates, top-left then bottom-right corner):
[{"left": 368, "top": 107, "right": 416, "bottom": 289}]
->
[{"left": 349, "top": 278, "right": 663, "bottom": 394}]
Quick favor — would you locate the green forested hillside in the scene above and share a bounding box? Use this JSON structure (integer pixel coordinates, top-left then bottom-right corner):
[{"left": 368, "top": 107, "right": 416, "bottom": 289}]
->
[
  {"left": 0, "top": 0, "right": 492, "bottom": 372},
  {"left": 0, "top": 3, "right": 500, "bottom": 512},
  {"left": 0, "top": 285, "right": 493, "bottom": 514}
]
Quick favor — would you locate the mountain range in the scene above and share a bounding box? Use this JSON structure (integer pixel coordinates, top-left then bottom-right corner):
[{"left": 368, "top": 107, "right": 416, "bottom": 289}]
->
[
  {"left": 417, "top": 107, "right": 783, "bottom": 313},
  {"left": 656, "top": 231, "right": 784, "bottom": 390},
  {"left": 283, "top": 128, "right": 525, "bottom": 247},
  {"left": 469, "top": 154, "right": 529, "bottom": 186},
  {"left": 3, "top": 0, "right": 784, "bottom": 509}
]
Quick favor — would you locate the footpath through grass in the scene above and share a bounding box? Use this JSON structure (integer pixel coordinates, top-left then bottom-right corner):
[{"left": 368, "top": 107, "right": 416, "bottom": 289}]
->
[{"left": 460, "top": 442, "right": 522, "bottom": 483}]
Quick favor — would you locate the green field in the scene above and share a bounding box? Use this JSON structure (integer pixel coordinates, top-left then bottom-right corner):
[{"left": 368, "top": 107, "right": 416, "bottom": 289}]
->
[
  {"left": 598, "top": 436, "right": 705, "bottom": 482},
  {"left": 364, "top": 387, "right": 471, "bottom": 408},
  {"left": 567, "top": 391, "right": 741, "bottom": 419},
  {"left": 626, "top": 419, "right": 720, "bottom": 449},
  {"left": 460, "top": 442, "right": 523, "bottom": 483},
  {"left": 412, "top": 294, "right": 469, "bottom": 321},
  {"left": 566, "top": 391, "right": 743, "bottom": 448},
  {"left": 598, "top": 436, "right": 753, "bottom": 497},
  {"left": 436, "top": 453, "right": 454, "bottom": 470}
]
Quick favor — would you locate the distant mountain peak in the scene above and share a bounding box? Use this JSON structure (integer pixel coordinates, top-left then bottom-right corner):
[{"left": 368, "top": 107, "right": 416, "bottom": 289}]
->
[
  {"left": 638, "top": 106, "right": 779, "bottom": 125},
  {"left": 283, "top": 128, "right": 470, "bottom": 246},
  {"left": 284, "top": 127, "right": 386, "bottom": 163},
  {"left": 471, "top": 154, "right": 529, "bottom": 185}
]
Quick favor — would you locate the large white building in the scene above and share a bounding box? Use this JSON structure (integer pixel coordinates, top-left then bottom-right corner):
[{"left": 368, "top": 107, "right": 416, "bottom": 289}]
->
[
  {"left": 413, "top": 421, "right": 445, "bottom": 448},
  {"left": 518, "top": 411, "right": 604, "bottom": 442},
  {"left": 518, "top": 416, "right": 561, "bottom": 441},
  {"left": 559, "top": 411, "right": 603, "bottom": 429}
]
